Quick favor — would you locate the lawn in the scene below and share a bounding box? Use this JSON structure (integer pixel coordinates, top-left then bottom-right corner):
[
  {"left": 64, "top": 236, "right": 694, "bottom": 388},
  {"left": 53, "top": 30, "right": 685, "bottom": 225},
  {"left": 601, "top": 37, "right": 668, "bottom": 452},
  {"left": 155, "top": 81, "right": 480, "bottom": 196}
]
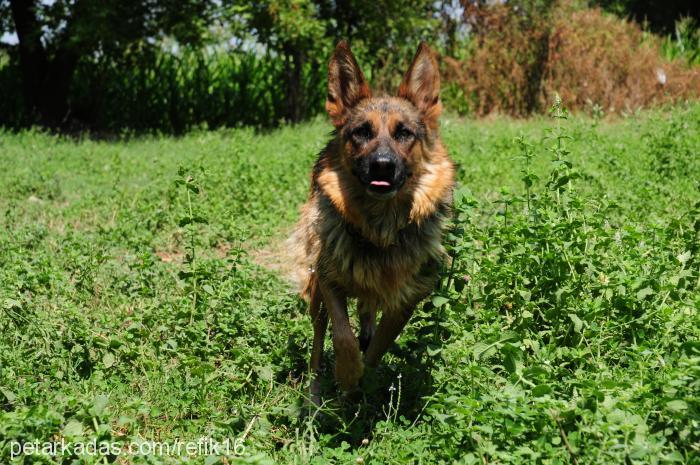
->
[{"left": 0, "top": 103, "right": 698, "bottom": 464}]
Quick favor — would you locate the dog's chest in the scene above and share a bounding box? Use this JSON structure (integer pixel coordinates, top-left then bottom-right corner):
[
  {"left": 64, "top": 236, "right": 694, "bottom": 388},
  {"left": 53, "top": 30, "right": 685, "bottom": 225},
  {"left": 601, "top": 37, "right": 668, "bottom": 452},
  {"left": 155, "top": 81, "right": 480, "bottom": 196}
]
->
[{"left": 316, "top": 198, "right": 445, "bottom": 308}]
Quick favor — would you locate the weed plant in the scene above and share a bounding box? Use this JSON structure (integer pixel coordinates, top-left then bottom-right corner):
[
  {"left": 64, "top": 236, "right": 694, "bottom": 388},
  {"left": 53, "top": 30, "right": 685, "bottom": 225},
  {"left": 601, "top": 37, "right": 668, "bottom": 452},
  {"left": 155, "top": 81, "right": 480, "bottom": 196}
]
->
[{"left": 0, "top": 103, "right": 698, "bottom": 463}]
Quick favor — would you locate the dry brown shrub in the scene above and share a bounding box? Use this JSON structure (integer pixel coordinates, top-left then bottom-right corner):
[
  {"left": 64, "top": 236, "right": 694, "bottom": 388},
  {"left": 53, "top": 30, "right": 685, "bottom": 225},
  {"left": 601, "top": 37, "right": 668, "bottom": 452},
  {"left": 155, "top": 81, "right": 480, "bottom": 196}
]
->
[
  {"left": 445, "top": 2, "right": 551, "bottom": 116},
  {"left": 445, "top": 3, "right": 700, "bottom": 116},
  {"left": 545, "top": 8, "right": 700, "bottom": 114}
]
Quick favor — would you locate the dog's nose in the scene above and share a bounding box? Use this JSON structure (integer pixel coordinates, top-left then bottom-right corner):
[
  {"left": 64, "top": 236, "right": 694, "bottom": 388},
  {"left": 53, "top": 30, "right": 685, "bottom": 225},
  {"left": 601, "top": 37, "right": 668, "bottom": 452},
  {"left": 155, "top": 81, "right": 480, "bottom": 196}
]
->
[{"left": 369, "top": 154, "right": 396, "bottom": 179}]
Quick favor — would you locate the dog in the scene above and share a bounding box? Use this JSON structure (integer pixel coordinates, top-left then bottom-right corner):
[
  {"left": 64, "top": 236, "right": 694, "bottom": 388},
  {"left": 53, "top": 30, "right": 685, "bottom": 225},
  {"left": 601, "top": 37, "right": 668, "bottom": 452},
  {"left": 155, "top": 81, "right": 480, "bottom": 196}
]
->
[{"left": 289, "top": 41, "right": 455, "bottom": 404}]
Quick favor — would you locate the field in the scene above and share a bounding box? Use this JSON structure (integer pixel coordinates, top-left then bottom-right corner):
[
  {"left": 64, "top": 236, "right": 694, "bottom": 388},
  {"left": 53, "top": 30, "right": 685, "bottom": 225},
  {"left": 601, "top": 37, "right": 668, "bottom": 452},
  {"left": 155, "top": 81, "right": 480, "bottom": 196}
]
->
[{"left": 1, "top": 103, "right": 699, "bottom": 464}]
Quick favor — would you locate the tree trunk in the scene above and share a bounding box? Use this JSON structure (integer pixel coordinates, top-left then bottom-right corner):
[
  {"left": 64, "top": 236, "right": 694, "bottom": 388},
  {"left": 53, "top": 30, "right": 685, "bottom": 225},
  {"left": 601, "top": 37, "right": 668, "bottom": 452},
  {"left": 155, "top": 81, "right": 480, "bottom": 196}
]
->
[
  {"left": 283, "top": 43, "right": 304, "bottom": 123},
  {"left": 9, "top": 0, "right": 46, "bottom": 122},
  {"left": 9, "top": 0, "right": 77, "bottom": 127}
]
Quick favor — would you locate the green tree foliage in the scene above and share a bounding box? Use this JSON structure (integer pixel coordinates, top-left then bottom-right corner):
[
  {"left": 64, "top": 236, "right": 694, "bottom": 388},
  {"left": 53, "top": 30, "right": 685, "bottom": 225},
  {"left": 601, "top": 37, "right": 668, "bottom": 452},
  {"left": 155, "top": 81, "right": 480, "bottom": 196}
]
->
[
  {"left": 0, "top": 0, "right": 697, "bottom": 131},
  {"left": 230, "top": 0, "right": 327, "bottom": 122},
  {"left": 0, "top": 0, "right": 439, "bottom": 130},
  {"left": 2, "top": 0, "right": 216, "bottom": 127},
  {"left": 317, "top": 0, "right": 439, "bottom": 90}
]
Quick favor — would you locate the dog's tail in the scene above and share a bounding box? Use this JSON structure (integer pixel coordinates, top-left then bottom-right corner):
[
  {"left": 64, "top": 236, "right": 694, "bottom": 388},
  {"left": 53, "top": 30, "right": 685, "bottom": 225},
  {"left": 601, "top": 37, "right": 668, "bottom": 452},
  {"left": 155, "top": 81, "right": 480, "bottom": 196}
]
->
[
  {"left": 304, "top": 272, "right": 319, "bottom": 306},
  {"left": 286, "top": 203, "right": 320, "bottom": 301}
]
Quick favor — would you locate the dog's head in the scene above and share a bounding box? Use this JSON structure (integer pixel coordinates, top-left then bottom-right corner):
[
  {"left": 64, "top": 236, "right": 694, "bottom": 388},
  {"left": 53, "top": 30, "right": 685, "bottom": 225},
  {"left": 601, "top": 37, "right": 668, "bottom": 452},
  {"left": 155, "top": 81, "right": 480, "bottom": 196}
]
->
[{"left": 326, "top": 41, "right": 441, "bottom": 200}]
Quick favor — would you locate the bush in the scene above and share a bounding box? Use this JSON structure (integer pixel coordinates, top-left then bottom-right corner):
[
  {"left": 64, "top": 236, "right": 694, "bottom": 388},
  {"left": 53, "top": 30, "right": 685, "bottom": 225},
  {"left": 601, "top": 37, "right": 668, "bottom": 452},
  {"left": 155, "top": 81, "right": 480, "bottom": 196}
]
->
[
  {"left": 444, "top": 3, "right": 700, "bottom": 117},
  {"left": 0, "top": 45, "right": 327, "bottom": 133},
  {"left": 662, "top": 17, "right": 700, "bottom": 65},
  {"left": 443, "top": 1, "right": 554, "bottom": 116},
  {"left": 545, "top": 8, "right": 700, "bottom": 114}
]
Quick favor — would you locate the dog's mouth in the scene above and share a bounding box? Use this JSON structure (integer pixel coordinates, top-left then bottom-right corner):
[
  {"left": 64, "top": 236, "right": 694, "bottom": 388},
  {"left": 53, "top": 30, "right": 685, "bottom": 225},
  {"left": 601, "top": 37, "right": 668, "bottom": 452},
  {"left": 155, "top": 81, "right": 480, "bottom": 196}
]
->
[
  {"left": 369, "top": 179, "right": 393, "bottom": 192},
  {"left": 367, "top": 177, "right": 398, "bottom": 198}
]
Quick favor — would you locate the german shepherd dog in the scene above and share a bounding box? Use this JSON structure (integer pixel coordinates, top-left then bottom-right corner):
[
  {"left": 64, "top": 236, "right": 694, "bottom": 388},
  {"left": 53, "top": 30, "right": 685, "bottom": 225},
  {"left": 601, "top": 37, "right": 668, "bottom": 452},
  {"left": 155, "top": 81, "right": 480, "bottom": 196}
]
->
[{"left": 290, "top": 41, "right": 455, "bottom": 404}]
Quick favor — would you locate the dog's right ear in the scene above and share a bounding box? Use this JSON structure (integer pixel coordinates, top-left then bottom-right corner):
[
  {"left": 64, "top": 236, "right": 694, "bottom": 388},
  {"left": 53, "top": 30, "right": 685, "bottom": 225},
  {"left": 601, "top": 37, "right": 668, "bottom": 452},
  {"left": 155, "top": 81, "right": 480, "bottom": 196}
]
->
[{"left": 326, "top": 41, "right": 371, "bottom": 127}]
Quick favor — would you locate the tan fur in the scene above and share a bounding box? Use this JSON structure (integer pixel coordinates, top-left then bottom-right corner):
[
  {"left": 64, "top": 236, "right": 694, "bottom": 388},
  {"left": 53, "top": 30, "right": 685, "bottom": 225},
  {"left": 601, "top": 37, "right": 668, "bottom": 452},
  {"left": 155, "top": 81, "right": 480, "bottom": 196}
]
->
[
  {"left": 289, "top": 42, "right": 455, "bottom": 402},
  {"left": 325, "top": 42, "right": 372, "bottom": 127}
]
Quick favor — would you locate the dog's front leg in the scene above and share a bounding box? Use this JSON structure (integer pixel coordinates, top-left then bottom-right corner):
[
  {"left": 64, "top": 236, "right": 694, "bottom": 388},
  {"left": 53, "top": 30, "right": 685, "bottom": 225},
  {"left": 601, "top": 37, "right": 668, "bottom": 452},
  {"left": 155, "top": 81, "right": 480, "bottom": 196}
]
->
[
  {"left": 358, "top": 300, "right": 376, "bottom": 353},
  {"left": 363, "top": 305, "right": 414, "bottom": 368},
  {"left": 319, "top": 281, "right": 363, "bottom": 390},
  {"left": 308, "top": 278, "right": 328, "bottom": 406}
]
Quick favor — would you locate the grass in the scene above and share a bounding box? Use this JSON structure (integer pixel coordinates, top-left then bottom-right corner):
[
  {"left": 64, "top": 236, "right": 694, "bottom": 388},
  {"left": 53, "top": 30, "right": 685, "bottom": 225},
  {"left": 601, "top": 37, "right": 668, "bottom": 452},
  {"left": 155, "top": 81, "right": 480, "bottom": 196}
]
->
[{"left": 0, "top": 102, "right": 698, "bottom": 464}]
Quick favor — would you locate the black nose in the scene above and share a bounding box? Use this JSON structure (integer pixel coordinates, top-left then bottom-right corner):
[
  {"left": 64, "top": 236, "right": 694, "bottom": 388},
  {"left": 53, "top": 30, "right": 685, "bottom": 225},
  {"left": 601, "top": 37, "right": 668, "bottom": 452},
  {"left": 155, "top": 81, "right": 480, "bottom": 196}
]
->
[{"left": 369, "top": 154, "right": 396, "bottom": 179}]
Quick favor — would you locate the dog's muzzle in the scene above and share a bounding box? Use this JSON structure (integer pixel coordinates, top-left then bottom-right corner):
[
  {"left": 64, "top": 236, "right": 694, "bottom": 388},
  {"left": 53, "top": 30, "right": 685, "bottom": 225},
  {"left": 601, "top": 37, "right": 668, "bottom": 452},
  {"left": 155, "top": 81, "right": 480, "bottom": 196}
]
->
[{"left": 360, "top": 150, "right": 406, "bottom": 198}]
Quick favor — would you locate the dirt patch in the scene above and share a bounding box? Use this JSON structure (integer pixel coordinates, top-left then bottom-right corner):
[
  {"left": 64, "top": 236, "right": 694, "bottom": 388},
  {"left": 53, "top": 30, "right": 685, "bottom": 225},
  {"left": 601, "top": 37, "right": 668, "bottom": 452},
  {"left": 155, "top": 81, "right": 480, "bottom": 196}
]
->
[
  {"left": 248, "top": 230, "right": 301, "bottom": 289},
  {"left": 155, "top": 249, "right": 184, "bottom": 264}
]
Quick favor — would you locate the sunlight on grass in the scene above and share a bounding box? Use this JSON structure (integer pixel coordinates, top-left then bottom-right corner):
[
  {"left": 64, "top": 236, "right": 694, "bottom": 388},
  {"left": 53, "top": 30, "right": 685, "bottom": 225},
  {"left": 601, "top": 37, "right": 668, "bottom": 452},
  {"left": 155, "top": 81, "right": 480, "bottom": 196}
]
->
[{"left": 0, "top": 104, "right": 698, "bottom": 464}]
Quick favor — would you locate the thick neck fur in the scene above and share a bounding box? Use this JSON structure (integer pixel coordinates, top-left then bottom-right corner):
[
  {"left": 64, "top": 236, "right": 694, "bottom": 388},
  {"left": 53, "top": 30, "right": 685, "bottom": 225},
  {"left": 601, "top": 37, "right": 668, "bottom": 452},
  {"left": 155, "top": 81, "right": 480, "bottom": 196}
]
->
[{"left": 313, "top": 135, "right": 454, "bottom": 248}]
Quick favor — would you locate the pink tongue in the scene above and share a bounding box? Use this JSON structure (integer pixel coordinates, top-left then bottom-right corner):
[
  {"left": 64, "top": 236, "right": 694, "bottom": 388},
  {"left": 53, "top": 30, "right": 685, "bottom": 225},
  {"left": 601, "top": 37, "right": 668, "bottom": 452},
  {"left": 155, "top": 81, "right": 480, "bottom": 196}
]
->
[{"left": 370, "top": 180, "right": 391, "bottom": 187}]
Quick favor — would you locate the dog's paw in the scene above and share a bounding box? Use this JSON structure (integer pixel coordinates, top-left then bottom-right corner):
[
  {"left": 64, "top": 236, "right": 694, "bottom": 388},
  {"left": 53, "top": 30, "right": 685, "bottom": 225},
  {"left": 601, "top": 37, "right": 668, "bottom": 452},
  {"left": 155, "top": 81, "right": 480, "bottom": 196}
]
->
[
  {"left": 309, "top": 377, "right": 322, "bottom": 407},
  {"left": 339, "top": 385, "right": 364, "bottom": 404},
  {"left": 359, "top": 316, "right": 376, "bottom": 353},
  {"left": 334, "top": 347, "right": 364, "bottom": 391},
  {"left": 358, "top": 334, "right": 371, "bottom": 353}
]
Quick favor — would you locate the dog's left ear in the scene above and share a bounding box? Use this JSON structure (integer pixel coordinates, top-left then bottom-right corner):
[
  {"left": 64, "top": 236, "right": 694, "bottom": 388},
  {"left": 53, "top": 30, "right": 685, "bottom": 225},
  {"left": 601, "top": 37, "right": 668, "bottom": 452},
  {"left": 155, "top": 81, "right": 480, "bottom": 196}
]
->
[{"left": 398, "top": 42, "right": 441, "bottom": 125}]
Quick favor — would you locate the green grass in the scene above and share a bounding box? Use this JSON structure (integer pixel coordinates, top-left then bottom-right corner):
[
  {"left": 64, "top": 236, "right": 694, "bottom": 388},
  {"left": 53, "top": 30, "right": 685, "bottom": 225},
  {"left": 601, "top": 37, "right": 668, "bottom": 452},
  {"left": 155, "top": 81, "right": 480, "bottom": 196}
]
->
[{"left": 0, "top": 103, "right": 698, "bottom": 464}]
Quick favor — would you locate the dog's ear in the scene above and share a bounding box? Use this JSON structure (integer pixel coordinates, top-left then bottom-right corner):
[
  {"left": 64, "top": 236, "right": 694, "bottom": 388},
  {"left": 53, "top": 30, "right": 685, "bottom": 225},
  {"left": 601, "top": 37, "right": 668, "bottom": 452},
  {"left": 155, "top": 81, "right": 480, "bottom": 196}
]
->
[
  {"left": 398, "top": 42, "right": 441, "bottom": 125},
  {"left": 326, "top": 41, "right": 371, "bottom": 127}
]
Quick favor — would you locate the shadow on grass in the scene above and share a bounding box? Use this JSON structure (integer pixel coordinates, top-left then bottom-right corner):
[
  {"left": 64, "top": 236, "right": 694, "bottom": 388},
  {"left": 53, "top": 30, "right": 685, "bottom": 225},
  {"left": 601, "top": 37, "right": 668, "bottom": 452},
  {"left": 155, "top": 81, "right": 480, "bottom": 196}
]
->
[{"left": 275, "top": 302, "right": 447, "bottom": 448}]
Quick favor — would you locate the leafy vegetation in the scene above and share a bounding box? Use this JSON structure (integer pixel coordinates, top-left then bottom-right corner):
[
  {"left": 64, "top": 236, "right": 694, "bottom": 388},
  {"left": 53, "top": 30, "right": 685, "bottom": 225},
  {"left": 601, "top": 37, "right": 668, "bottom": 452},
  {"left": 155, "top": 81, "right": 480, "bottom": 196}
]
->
[
  {"left": 444, "top": 3, "right": 700, "bottom": 118},
  {"left": 662, "top": 17, "right": 700, "bottom": 65},
  {"left": 1, "top": 0, "right": 698, "bottom": 131},
  {"left": 0, "top": 0, "right": 436, "bottom": 130},
  {"left": 1, "top": 101, "right": 698, "bottom": 463}
]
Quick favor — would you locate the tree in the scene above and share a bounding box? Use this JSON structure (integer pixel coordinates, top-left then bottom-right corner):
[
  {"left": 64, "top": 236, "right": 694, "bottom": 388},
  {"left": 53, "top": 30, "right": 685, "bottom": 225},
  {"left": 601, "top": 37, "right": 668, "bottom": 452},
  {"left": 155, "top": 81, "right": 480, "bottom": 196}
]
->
[
  {"left": 227, "top": 0, "right": 439, "bottom": 122},
  {"left": 317, "top": 0, "right": 439, "bottom": 91},
  {"left": 227, "top": 0, "right": 326, "bottom": 123},
  {"left": 1, "top": 0, "right": 446, "bottom": 129},
  {"left": 4, "top": 0, "right": 215, "bottom": 127},
  {"left": 593, "top": 0, "right": 699, "bottom": 34}
]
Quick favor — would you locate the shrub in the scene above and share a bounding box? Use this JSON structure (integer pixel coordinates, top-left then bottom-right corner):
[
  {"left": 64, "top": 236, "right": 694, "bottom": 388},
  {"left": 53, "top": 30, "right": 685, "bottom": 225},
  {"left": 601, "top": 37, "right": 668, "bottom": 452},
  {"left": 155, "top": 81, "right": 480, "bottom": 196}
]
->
[
  {"left": 444, "top": 3, "right": 700, "bottom": 117},
  {"left": 443, "top": 1, "right": 554, "bottom": 116},
  {"left": 545, "top": 8, "right": 700, "bottom": 114},
  {"left": 0, "top": 45, "right": 327, "bottom": 133},
  {"left": 69, "top": 46, "right": 326, "bottom": 133},
  {"left": 661, "top": 17, "right": 700, "bottom": 65}
]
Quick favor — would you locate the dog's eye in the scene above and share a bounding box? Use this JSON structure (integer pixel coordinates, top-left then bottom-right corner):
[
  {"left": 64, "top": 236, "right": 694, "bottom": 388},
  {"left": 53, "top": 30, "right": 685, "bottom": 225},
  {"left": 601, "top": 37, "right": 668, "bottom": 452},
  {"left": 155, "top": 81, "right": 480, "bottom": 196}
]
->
[
  {"left": 394, "top": 124, "right": 414, "bottom": 142},
  {"left": 351, "top": 123, "right": 373, "bottom": 142}
]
